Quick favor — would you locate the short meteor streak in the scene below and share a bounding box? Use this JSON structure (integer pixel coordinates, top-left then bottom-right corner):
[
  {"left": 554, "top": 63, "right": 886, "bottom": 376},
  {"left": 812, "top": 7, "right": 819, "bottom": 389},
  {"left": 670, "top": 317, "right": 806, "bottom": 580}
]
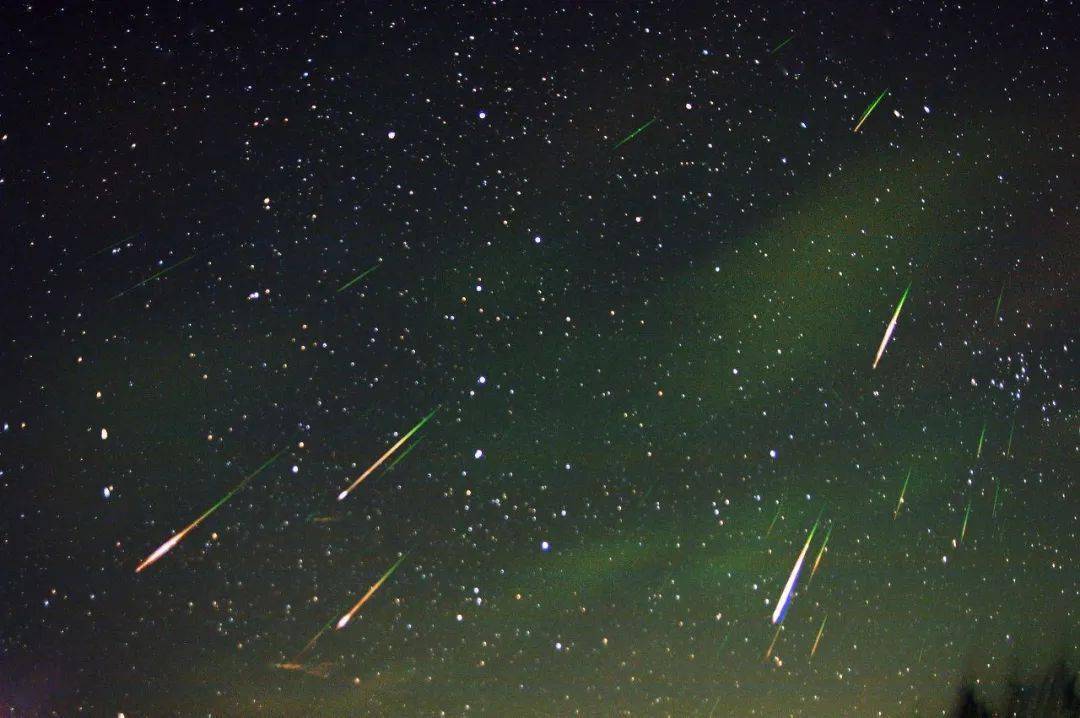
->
[
  {"left": 386, "top": 437, "right": 423, "bottom": 472},
  {"left": 337, "top": 409, "right": 437, "bottom": 501},
  {"left": 336, "top": 555, "right": 408, "bottom": 630},
  {"left": 337, "top": 262, "right": 381, "bottom": 293},
  {"left": 1004, "top": 419, "right": 1015, "bottom": 459},
  {"left": 770, "top": 35, "right": 794, "bottom": 54},
  {"left": 853, "top": 89, "right": 888, "bottom": 133},
  {"left": 810, "top": 614, "right": 828, "bottom": 658},
  {"left": 612, "top": 117, "right": 657, "bottom": 150},
  {"left": 994, "top": 280, "right": 1007, "bottom": 320},
  {"left": 809, "top": 524, "right": 833, "bottom": 581},
  {"left": 975, "top": 422, "right": 987, "bottom": 459},
  {"left": 771, "top": 513, "right": 821, "bottom": 625},
  {"left": 764, "top": 624, "right": 783, "bottom": 661},
  {"left": 135, "top": 445, "right": 289, "bottom": 573},
  {"left": 111, "top": 253, "right": 197, "bottom": 300},
  {"left": 893, "top": 467, "right": 912, "bottom": 519},
  {"left": 765, "top": 497, "right": 785, "bottom": 538},
  {"left": 872, "top": 282, "right": 911, "bottom": 369},
  {"left": 963, "top": 498, "right": 972, "bottom": 544},
  {"left": 992, "top": 478, "right": 1002, "bottom": 519}
]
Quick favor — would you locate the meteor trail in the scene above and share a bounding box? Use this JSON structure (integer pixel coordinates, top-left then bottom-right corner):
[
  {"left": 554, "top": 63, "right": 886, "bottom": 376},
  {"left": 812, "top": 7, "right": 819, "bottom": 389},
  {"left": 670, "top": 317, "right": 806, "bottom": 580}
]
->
[
  {"left": 612, "top": 117, "right": 657, "bottom": 150},
  {"left": 771, "top": 513, "right": 821, "bottom": 624},
  {"left": 994, "top": 280, "right": 1007, "bottom": 320},
  {"left": 336, "top": 554, "right": 408, "bottom": 630},
  {"left": 337, "top": 262, "right": 381, "bottom": 293},
  {"left": 1005, "top": 419, "right": 1015, "bottom": 459},
  {"left": 80, "top": 231, "right": 139, "bottom": 263},
  {"left": 337, "top": 409, "right": 437, "bottom": 501},
  {"left": 111, "top": 253, "right": 197, "bottom": 301},
  {"left": 386, "top": 437, "right": 423, "bottom": 472},
  {"left": 769, "top": 35, "right": 794, "bottom": 54},
  {"left": 872, "top": 282, "right": 911, "bottom": 369},
  {"left": 976, "top": 422, "right": 987, "bottom": 459},
  {"left": 135, "top": 445, "right": 289, "bottom": 573},
  {"left": 853, "top": 89, "right": 888, "bottom": 133},
  {"left": 960, "top": 499, "right": 972, "bottom": 543},
  {"left": 765, "top": 497, "right": 785, "bottom": 538},
  {"left": 809, "top": 524, "right": 833, "bottom": 581},
  {"left": 992, "top": 478, "right": 1002, "bottom": 519},
  {"left": 810, "top": 614, "right": 828, "bottom": 658},
  {"left": 893, "top": 467, "right": 912, "bottom": 519},
  {"left": 764, "top": 624, "right": 783, "bottom": 661}
]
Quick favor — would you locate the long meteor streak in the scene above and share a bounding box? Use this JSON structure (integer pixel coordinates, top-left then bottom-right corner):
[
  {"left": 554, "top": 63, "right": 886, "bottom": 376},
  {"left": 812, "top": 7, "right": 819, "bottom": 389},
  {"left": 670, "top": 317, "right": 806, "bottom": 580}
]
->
[
  {"left": 337, "top": 262, "right": 381, "bottom": 293},
  {"left": 337, "top": 410, "right": 437, "bottom": 501},
  {"left": 893, "top": 467, "right": 912, "bottom": 519},
  {"left": 111, "top": 253, "right": 197, "bottom": 300},
  {"left": 809, "top": 524, "right": 833, "bottom": 581},
  {"left": 135, "top": 445, "right": 289, "bottom": 573},
  {"left": 853, "top": 89, "right": 888, "bottom": 133},
  {"left": 770, "top": 35, "right": 794, "bottom": 54},
  {"left": 771, "top": 514, "right": 821, "bottom": 624},
  {"left": 872, "top": 282, "right": 911, "bottom": 369},
  {"left": 336, "top": 555, "right": 408, "bottom": 630},
  {"left": 612, "top": 117, "right": 657, "bottom": 150},
  {"left": 810, "top": 614, "right": 828, "bottom": 658}
]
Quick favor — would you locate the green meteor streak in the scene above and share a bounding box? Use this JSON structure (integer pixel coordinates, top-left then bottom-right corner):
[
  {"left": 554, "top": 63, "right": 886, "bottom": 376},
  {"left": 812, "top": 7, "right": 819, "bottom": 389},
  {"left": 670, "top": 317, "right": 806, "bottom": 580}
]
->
[
  {"left": 994, "top": 281, "right": 1007, "bottom": 320},
  {"left": 769, "top": 35, "right": 794, "bottom": 54},
  {"left": 975, "top": 421, "right": 987, "bottom": 459},
  {"left": 80, "top": 231, "right": 139, "bottom": 263},
  {"left": 992, "top": 478, "right": 1002, "bottom": 518},
  {"left": 337, "top": 262, "right": 381, "bottom": 293},
  {"left": 853, "top": 89, "right": 889, "bottom": 133},
  {"left": 111, "top": 253, "right": 196, "bottom": 300},
  {"left": 765, "top": 496, "right": 785, "bottom": 538},
  {"left": 1005, "top": 419, "right": 1015, "bottom": 458},
  {"left": 387, "top": 437, "right": 423, "bottom": 472},
  {"left": 960, "top": 499, "right": 972, "bottom": 543},
  {"left": 612, "top": 117, "right": 657, "bottom": 150},
  {"left": 893, "top": 466, "right": 912, "bottom": 519}
]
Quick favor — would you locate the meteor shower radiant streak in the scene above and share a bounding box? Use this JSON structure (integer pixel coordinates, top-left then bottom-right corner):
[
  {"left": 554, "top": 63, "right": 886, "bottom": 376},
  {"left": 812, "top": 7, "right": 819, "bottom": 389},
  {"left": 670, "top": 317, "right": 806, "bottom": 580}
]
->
[
  {"left": 872, "top": 282, "right": 911, "bottom": 369},
  {"left": 337, "top": 410, "right": 437, "bottom": 501}
]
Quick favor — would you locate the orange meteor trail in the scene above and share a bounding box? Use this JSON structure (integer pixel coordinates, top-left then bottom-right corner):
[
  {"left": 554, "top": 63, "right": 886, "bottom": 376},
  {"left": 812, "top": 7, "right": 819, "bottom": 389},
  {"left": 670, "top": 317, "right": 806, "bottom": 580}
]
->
[
  {"left": 135, "top": 445, "right": 289, "bottom": 573},
  {"left": 809, "top": 524, "right": 833, "bottom": 582},
  {"left": 337, "top": 410, "right": 437, "bottom": 501},
  {"left": 336, "top": 555, "right": 408, "bottom": 630}
]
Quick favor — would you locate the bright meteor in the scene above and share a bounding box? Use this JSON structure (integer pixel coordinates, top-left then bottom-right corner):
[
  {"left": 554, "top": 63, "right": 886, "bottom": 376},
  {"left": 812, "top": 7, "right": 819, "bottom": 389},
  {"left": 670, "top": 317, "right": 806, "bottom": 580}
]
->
[
  {"left": 336, "top": 554, "right": 408, "bottom": 630},
  {"left": 771, "top": 514, "right": 821, "bottom": 624},
  {"left": 853, "top": 89, "right": 888, "bottom": 133},
  {"left": 893, "top": 467, "right": 912, "bottom": 519},
  {"left": 872, "top": 282, "right": 911, "bottom": 369},
  {"left": 612, "top": 117, "right": 657, "bottom": 150},
  {"left": 809, "top": 524, "right": 833, "bottom": 582},
  {"left": 337, "top": 409, "right": 437, "bottom": 501},
  {"left": 135, "top": 445, "right": 289, "bottom": 573}
]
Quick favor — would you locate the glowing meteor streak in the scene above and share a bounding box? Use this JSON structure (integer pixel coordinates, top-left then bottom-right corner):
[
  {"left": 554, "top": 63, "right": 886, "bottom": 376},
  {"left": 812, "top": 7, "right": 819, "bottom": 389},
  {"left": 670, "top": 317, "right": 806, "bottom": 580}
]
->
[
  {"left": 337, "top": 262, "right": 380, "bottom": 293},
  {"left": 612, "top": 117, "right": 657, "bottom": 150},
  {"left": 994, "top": 280, "right": 1007, "bottom": 320},
  {"left": 893, "top": 467, "right": 912, "bottom": 519},
  {"left": 872, "top": 282, "right": 911, "bottom": 369},
  {"left": 810, "top": 614, "right": 828, "bottom": 658},
  {"left": 853, "top": 89, "right": 888, "bottom": 133},
  {"left": 764, "top": 624, "right": 783, "bottom": 661},
  {"left": 765, "top": 496, "right": 785, "bottom": 538},
  {"left": 771, "top": 514, "right": 821, "bottom": 624},
  {"left": 1005, "top": 419, "right": 1015, "bottom": 459},
  {"left": 386, "top": 437, "right": 423, "bottom": 473},
  {"left": 976, "top": 422, "right": 987, "bottom": 459},
  {"left": 135, "top": 445, "right": 289, "bottom": 573},
  {"left": 111, "top": 253, "right": 197, "bottom": 301},
  {"left": 809, "top": 524, "right": 833, "bottom": 581},
  {"left": 769, "top": 35, "right": 794, "bottom": 54},
  {"left": 992, "top": 478, "right": 1001, "bottom": 519},
  {"left": 963, "top": 498, "right": 972, "bottom": 544},
  {"left": 337, "top": 410, "right": 437, "bottom": 501},
  {"left": 336, "top": 555, "right": 408, "bottom": 630}
]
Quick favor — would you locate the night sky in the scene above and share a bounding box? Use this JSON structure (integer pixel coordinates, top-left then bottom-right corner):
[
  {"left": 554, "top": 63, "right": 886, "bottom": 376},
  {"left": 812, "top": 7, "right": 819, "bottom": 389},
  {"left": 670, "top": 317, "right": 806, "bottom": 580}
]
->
[{"left": 1, "top": 2, "right": 1077, "bottom": 716}]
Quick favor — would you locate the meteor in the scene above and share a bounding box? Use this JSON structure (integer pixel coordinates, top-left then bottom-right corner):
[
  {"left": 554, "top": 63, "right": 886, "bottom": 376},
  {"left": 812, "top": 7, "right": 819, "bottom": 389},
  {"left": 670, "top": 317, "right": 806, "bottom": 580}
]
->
[
  {"left": 992, "top": 478, "right": 1002, "bottom": 519},
  {"left": 769, "top": 35, "right": 794, "bottom": 54},
  {"left": 612, "top": 117, "right": 657, "bottom": 150},
  {"left": 336, "top": 554, "right": 408, "bottom": 630},
  {"left": 337, "top": 262, "right": 381, "bottom": 293},
  {"left": 976, "top": 422, "right": 987, "bottom": 459},
  {"left": 893, "top": 467, "right": 912, "bottom": 519},
  {"left": 764, "top": 624, "right": 783, "bottom": 661},
  {"left": 810, "top": 614, "right": 828, "bottom": 658},
  {"left": 872, "top": 282, "right": 911, "bottom": 369},
  {"left": 386, "top": 437, "right": 423, "bottom": 473},
  {"left": 994, "top": 280, "right": 1007, "bottom": 320},
  {"left": 135, "top": 445, "right": 289, "bottom": 573},
  {"left": 765, "top": 496, "right": 785, "bottom": 538},
  {"left": 337, "top": 409, "right": 437, "bottom": 501},
  {"left": 1004, "top": 419, "right": 1015, "bottom": 459},
  {"left": 809, "top": 524, "right": 833, "bottom": 581},
  {"left": 853, "top": 89, "right": 888, "bottom": 133},
  {"left": 111, "top": 253, "right": 197, "bottom": 301},
  {"left": 771, "top": 513, "right": 821, "bottom": 625},
  {"left": 960, "top": 499, "right": 972, "bottom": 543}
]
